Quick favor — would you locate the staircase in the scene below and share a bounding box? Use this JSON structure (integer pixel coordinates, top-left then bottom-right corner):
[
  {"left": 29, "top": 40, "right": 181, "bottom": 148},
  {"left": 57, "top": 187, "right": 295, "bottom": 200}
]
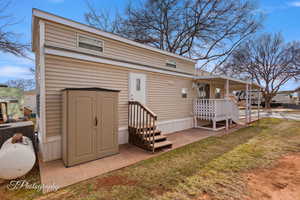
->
[{"left": 128, "top": 101, "right": 172, "bottom": 152}]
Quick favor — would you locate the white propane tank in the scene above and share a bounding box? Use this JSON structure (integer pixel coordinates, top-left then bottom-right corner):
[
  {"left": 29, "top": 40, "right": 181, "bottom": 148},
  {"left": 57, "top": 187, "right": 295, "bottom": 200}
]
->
[{"left": 0, "top": 136, "right": 36, "bottom": 179}]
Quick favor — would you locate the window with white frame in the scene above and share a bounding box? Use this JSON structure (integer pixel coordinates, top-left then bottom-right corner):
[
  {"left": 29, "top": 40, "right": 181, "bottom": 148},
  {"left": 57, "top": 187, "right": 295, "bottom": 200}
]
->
[
  {"left": 77, "top": 34, "right": 103, "bottom": 53},
  {"left": 166, "top": 60, "right": 176, "bottom": 68}
]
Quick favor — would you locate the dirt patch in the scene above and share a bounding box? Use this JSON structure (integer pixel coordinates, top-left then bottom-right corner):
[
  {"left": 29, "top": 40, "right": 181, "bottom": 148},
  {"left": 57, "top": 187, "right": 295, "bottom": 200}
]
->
[
  {"left": 150, "top": 185, "right": 172, "bottom": 196},
  {"left": 0, "top": 179, "right": 7, "bottom": 186},
  {"left": 194, "top": 192, "right": 213, "bottom": 200},
  {"left": 96, "top": 175, "right": 138, "bottom": 190},
  {"left": 245, "top": 153, "right": 300, "bottom": 200}
]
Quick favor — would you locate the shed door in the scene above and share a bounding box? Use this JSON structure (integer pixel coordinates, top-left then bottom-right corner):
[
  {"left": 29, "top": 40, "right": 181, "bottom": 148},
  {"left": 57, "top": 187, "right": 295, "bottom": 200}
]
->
[
  {"left": 68, "top": 91, "right": 96, "bottom": 165},
  {"left": 95, "top": 92, "right": 118, "bottom": 157},
  {"left": 129, "top": 73, "right": 146, "bottom": 104}
]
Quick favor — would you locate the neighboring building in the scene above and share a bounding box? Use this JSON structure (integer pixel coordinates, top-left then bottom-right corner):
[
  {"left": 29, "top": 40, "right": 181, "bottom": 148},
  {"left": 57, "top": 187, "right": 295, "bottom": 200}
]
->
[
  {"left": 272, "top": 90, "right": 296, "bottom": 104},
  {"left": 0, "top": 85, "right": 24, "bottom": 122},
  {"left": 296, "top": 87, "right": 300, "bottom": 102},
  {"left": 236, "top": 90, "right": 298, "bottom": 106},
  {"left": 32, "top": 9, "right": 259, "bottom": 162},
  {"left": 24, "top": 90, "right": 37, "bottom": 114}
]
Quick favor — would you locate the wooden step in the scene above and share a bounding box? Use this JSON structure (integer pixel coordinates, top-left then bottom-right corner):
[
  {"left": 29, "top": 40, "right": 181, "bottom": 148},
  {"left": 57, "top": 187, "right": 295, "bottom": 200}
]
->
[
  {"left": 145, "top": 135, "right": 167, "bottom": 142},
  {"left": 153, "top": 140, "right": 172, "bottom": 150},
  {"left": 141, "top": 129, "right": 161, "bottom": 137},
  {"left": 129, "top": 125, "right": 156, "bottom": 131}
]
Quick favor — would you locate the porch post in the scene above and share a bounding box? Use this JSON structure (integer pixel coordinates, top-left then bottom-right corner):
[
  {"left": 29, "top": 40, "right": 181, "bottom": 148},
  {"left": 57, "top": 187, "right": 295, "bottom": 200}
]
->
[
  {"left": 225, "top": 116, "right": 229, "bottom": 131},
  {"left": 213, "top": 119, "right": 216, "bottom": 130},
  {"left": 245, "top": 83, "right": 249, "bottom": 124},
  {"left": 225, "top": 79, "right": 229, "bottom": 130},
  {"left": 258, "top": 90, "right": 261, "bottom": 120},
  {"left": 225, "top": 79, "right": 229, "bottom": 99},
  {"left": 249, "top": 84, "right": 252, "bottom": 123},
  {"left": 4, "top": 102, "right": 8, "bottom": 122}
]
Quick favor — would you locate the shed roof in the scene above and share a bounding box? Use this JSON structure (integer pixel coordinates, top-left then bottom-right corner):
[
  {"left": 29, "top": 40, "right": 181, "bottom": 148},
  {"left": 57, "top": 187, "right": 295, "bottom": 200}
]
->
[{"left": 62, "top": 87, "right": 120, "bottom": 92}]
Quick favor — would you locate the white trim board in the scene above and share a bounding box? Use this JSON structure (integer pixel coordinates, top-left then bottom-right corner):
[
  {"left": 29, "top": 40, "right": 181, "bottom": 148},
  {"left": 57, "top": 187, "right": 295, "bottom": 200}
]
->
[
  {"left": 195, "top": 75, "right": 262, "bottom": 88},
  {"left": 44, "top": 48, "right": 195, "bottom": 79},
  {"left": 39, "top": 20, "right": 46, "bottom": 144},
  {"left": 32, "top": 9, "right": 196, "bottom": 64}
]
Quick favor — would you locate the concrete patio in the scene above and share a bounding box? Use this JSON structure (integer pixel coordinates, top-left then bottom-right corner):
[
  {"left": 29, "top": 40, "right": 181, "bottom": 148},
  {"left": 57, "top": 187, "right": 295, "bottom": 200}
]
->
[{"left": 39, "top": 127, "right": 242, "bottom": 193}]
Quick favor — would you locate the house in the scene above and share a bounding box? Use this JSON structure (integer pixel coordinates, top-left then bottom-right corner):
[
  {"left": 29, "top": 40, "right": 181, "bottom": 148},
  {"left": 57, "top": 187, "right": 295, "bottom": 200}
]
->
[
  {"left": 272, "top": 90, "right": 296, "bottom": 104},
  {"left": 235, "top": 90, "right": 297, "bottom": 107},
  {"left": 0, "top": 85, "right": 24, "bottom": 123},
  {"left": 32, "top": 9, "right": 260, "bottom": 163},
  {"left": 295, "top": 87, "right": 300, "bottom": 103}
]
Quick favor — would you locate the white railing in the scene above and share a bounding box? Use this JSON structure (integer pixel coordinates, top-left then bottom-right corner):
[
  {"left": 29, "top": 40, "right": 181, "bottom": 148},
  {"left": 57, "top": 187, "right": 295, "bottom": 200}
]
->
[
  {"left": 228, "top": 100, "right": 239, "bottom": 122},
  {"left": 193, "top": 99, "right": 239, "bottom": 122}
]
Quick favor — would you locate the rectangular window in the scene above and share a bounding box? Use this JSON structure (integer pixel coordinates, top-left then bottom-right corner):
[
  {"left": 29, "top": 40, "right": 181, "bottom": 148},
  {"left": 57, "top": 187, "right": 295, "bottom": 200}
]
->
[
  {"left": 9, "top": 99, "right": 18, "bottom": 103},
  {"left": 77, "top": 34, "right": 103, "bottom": 53},
  {"left": 136, "top": 78, "right": 141, "bottom": 91},
  {"left": 215, "top": 88, "right": 221, "bottom": 99},
  {"left": 166, "top": 60, "right": 176, "bottom": 68}
]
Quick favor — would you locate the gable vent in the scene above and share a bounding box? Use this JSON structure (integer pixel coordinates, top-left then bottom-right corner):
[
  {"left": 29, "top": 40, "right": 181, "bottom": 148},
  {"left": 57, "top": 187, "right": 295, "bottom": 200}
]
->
[
  {"left": 77, "top": 34, "right": 103, "bottom": 52},
  {"left": 166, "top": 60, "right": 176, "bottom": 68}
]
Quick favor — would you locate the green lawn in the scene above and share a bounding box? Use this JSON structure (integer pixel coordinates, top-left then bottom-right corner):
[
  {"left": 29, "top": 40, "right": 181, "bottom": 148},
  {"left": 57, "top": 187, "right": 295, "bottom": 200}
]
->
[{"left": 1, "top": 118, "right": 300, "bottom": 200}]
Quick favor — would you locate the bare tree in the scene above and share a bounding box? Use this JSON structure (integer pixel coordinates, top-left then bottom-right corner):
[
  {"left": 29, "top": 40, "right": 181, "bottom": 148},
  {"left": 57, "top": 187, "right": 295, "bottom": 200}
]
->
[
  {"left": 218, "top": 33, "right": 300, "bottom": 108},
  {"left": 0, "top": 0, "right": 28, "bottom": 56},
  {"left": 84, "top": 1, "right": 122, "bottom": 33},
  {"left": 85, "top": 0, "right": 262, "bottom": 70},
  {"left": 5, "top": 79, "right": 35, "bottom": 91}
]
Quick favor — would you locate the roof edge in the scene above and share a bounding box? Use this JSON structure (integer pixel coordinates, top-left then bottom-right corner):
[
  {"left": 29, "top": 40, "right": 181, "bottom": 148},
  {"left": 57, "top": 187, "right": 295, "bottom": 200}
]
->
[
  {"left": 32, "top": 8, "right": 197, "bottom": 64},
  {"left": 195, "top": 75, "right": 262, "bottom": 88}
]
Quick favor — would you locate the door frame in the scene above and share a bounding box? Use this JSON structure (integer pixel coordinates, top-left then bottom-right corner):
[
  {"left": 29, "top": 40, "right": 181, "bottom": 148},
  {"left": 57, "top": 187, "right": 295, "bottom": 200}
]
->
[{"left": 128, "top": 72, "right": 147, "bottom": 105}]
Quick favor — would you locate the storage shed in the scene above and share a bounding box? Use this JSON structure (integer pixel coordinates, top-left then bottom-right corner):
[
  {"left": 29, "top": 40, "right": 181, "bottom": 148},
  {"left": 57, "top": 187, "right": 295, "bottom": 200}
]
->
[{"left": 62, "top": 88, "right": 119, "bottom": 167}]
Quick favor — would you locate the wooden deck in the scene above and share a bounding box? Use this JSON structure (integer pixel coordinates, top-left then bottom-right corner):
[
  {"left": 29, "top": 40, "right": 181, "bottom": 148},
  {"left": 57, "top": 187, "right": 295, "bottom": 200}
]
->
[{"left": 193, "top": 99, "right": 240, "bottom": 130}]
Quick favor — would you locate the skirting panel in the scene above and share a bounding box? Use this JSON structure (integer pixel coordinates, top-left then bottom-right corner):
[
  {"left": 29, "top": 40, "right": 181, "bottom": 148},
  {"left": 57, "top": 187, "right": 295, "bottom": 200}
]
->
[
  {"left": 157, "top": 117, "right": 194, "bottom": 134},
  {"left": 39, "top": 134, "right": 62, "bottom": 162},
  {"left": 40, "top": 117, "right": 194, "bottom": 162}
]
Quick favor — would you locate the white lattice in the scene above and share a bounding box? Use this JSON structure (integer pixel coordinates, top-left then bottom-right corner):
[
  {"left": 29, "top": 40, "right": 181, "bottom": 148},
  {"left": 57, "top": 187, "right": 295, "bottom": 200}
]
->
[{"left": 193, "top": 99, "right": 239, "bottom": 123}]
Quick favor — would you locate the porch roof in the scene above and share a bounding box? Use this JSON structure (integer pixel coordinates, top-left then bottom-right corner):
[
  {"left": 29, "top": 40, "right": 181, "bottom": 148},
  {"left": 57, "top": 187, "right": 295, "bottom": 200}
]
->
[{"left": 194, "top": 75, "right": 261, "bottom": 90}]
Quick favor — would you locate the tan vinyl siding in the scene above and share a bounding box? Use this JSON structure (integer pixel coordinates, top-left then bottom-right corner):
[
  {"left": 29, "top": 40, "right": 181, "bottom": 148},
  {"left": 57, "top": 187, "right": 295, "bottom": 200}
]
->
[
  {"left": 44, "top": 21, "right": 195, "bottom": 75},
  {"left": 45, "top": 55, "right": 128, "bottom": 137},
  {"left": 44, "top": 55, "right": 195, "bottom": 138},
  {"left": 45, "top": 22, "right": 77, "bottom": 49},
  {"left": 147, "top": 74, "right": 196, "bottom": 121}
]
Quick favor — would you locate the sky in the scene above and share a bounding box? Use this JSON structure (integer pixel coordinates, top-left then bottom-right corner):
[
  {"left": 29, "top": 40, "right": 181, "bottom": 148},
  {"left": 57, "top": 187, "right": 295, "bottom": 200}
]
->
[{"left": 0, "top": 0, "right": 300, "bottom": 90}]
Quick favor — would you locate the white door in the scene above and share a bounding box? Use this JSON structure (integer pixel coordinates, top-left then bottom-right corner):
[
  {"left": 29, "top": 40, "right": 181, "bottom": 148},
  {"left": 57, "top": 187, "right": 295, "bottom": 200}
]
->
[{"left": 129, "top": 73, "right": 146, "bottom": 104}]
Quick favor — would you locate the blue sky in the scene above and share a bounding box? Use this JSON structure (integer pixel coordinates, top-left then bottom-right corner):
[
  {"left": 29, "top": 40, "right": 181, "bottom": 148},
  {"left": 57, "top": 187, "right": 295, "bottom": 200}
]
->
[{"left": 0, "top": 0, "right": 300, "bottom": 90}]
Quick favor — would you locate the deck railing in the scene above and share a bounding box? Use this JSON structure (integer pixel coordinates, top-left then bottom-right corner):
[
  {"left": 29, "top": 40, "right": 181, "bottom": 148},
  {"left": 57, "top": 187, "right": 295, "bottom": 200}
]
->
[
  {"left": 128, "top": 101, "right": 157, "bottom": 152},
  {"left": 193, "top": 99, "right": 239, "bottom": 122}
]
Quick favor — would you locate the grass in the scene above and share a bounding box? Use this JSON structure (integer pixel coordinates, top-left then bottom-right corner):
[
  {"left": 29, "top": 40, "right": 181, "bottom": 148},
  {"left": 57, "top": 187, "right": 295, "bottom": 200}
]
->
[
  {"left": 1, "top": 118, "right": 300, "bottom": 200},
  {"left": 275, "top": 110, "right": 300, "bottom": 114},
  {"left": 0, "top": 165, "right": 42, "bottom": 200}
]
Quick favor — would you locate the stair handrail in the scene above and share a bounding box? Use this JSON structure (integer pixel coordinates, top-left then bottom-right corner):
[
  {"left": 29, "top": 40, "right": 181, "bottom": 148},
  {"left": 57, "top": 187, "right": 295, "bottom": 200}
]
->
[
  {"left": 128, "top": 101, "right": 157, "bottom": 152},
  {"left": 129, "top": 101, "right": 157, "bottom": 120}
]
